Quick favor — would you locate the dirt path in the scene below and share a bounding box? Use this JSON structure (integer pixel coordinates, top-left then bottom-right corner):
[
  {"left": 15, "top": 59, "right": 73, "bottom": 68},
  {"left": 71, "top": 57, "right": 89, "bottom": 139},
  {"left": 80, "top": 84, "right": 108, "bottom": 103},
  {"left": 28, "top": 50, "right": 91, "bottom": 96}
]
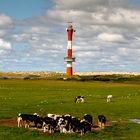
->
[{"left": 0, "top": 118, "right": 17, "bottom": 127}]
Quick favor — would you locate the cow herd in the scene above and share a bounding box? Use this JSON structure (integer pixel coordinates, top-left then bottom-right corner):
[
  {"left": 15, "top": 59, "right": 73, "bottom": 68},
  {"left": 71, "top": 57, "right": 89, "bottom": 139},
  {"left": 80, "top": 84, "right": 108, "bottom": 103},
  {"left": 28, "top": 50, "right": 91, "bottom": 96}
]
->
[
  {"left": 17, "top": 95, "right": 110, "bottom": 135},
  {"left": 17, "top": 113, "right": 106, "bottom": 135}
]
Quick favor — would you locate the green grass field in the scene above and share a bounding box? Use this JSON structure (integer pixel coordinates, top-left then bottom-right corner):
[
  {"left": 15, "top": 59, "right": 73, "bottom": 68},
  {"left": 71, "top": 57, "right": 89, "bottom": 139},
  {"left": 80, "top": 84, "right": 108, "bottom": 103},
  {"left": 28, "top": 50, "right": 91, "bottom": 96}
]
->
[{"left": 0, "top": 79, "right": 140, "bottom": 140}]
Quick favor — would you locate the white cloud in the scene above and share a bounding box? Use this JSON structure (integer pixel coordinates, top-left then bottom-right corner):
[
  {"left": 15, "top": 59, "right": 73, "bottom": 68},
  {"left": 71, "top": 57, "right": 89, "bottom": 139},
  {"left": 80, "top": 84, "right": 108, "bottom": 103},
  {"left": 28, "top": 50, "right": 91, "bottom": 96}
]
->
[
  {"left": 97, "top": 33, "right": 126, "bottom": 43},
  {"left": 0, "top": 14, "right": 12, "bottom": 28},
  {"left": 0, "top": 38, "right": 11, "bottom": 50},
  {"left": 53, "top": 0, "right": 128, "bottom": 10},
  {"left": 0, "top": 38, "right": 11, "bottom": 56},
  {"left": 24, "top": 26, "right": 50, "bottom": 34},
  {"left": 47, "top": 7, "right": 140, "bottom": 29}
]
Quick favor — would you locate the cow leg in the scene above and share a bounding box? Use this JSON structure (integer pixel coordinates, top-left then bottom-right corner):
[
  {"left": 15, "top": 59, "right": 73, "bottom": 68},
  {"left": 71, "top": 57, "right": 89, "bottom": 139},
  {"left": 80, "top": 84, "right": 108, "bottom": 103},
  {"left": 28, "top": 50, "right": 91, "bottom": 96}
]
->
[
  {"left": 98, "top": 121, "right": 101, "bottom": 128},
  {"left": 81, "top": 98, "right": 84, "bottom": 103},
  {"left": 43, "top": 126, "right": 46, "bottom": 133},
  {"left": 80, "top": 129, "right": 84, "bottom": 135},
  {"left": 102, "top": 122, "right": 105, "bottom": 129},
  {"left": 25, "top": 121, "right": 29, "bottom": 128},
  {"left": 17, "top": 117, "right": 22, "bottom": 127}
]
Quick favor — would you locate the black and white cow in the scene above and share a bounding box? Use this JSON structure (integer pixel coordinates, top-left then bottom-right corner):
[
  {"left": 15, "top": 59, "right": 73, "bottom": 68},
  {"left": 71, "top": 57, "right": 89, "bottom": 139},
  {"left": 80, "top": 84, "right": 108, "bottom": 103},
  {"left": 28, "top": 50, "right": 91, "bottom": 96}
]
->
[
  {"left": 75, "top": 96, "right": 84, "bottom": 103},
  {"left": 70, "top": 117, "right": 81, "bottom": 133},
  {"left": 43, "top": 116, "right": 58, "bottom": 133},
  {"left": 83, "top": 114, "right": 93, "bottom": 125},
  {"left": 43, "top": 113, "right": 66, "bottom": 133},
  {"left": 98, "top": 115, "right": 106, "bottom": 129},
  {"left": 57, "top": 114, "right": 73, "bottom": 133},
  {"left": 80, "top": 120, "right": 92, "bottom": 135},
  {"left": 57, "top": 114, "right": 92, "bottom": 134},
  {"left": 17, "top": 113, "right": 43, "bottom": 128}
]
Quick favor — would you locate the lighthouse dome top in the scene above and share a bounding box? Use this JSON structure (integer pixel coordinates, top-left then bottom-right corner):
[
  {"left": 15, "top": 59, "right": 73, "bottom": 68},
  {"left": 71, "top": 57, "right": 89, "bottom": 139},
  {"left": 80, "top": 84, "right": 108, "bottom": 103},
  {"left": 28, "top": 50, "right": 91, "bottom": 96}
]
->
[{"left": 68, "top": 24, "right": 73, "bottom": 29}]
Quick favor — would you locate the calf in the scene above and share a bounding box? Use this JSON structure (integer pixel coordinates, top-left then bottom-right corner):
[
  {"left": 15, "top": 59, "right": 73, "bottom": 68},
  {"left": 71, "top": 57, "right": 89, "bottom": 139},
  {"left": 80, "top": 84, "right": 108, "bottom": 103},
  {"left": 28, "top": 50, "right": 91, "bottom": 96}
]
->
[
  {"left": 98, "top": 115, "right": 106, "bottom": 129},
  {"left": 107, "top": 95, "right": 112, "bottom": 102},
  {"left": 75, "top": 96, "right": 84, "bottom": 103},
  {"left": 17, "top": 113, "right": 43, "bottom": 128}
]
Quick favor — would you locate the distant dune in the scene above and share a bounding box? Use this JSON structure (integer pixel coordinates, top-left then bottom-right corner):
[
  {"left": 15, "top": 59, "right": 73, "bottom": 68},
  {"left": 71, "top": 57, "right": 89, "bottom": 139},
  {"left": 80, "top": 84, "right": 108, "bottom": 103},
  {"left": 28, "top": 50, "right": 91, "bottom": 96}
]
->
[
  {"left": 0, "top": 72, "right": 65, "bottom": 79},
  {"left": 74, "top": 72, "right": 140, "bottom": 76},
  {"left": 0, "top": 71, "right": 140, "bottom": 79}
]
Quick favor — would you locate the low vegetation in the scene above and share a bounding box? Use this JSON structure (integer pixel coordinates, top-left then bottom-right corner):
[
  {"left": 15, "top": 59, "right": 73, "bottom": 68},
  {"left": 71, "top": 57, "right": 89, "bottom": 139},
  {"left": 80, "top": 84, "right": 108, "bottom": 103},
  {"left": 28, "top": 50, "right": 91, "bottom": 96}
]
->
[{"left": 1, "top": 72, "right": 140, "bottom": 82}]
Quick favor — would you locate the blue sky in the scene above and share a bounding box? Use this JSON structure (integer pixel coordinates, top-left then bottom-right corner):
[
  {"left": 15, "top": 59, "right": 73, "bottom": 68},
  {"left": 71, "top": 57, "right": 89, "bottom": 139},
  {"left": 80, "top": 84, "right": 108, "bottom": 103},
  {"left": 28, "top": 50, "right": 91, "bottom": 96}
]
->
[
  {"left": 0, "top": 0, "right": 52, "bottom": 19},
  {"left": 129, "top": 0, "right": 140, "bottom": 5},
  {"left": 0, "top": 0, "right": 140, "bottom": 72}
]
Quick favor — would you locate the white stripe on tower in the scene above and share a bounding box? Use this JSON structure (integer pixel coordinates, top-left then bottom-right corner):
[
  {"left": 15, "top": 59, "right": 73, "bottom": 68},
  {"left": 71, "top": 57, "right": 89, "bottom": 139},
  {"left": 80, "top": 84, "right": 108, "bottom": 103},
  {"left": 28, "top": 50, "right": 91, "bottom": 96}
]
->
[
  {"left": 67, "top": 63, "right": 72, "bottom": 67},
  {"left": 66, "top": 63, "right": 72, "bottom": 76},
  {"left": 68, "top": 41, "right": 72, "bottom": 49}
]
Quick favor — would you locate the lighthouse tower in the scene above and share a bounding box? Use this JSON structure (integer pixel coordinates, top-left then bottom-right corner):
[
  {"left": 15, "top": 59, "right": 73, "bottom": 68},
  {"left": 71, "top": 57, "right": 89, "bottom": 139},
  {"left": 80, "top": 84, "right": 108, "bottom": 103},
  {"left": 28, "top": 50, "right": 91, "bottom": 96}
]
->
[{"left": 64, "top": 23, "right": 76, "bottom": 76}]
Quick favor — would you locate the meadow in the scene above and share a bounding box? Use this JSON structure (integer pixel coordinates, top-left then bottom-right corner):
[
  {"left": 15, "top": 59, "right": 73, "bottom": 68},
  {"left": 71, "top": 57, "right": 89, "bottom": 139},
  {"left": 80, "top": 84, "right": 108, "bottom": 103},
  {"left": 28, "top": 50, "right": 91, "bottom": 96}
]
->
[{"left": 0, "top": 79, "right": 140, "bottom": 140}]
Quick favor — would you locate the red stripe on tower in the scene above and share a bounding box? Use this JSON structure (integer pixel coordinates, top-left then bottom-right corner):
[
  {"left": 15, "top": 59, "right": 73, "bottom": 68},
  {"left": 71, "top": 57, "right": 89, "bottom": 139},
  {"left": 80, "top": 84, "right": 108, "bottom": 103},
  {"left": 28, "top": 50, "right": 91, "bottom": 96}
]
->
[
  {"left": 64, "top": 23, "right": 76, "bottom": 76},
  {"left": 66, "top": 64, "right": 73, "bottom": 76},
  {"left": 68, "top": 29, "right": 73, "bottom": 41},
  {"left": 67, "top": 49, "right": 72, "bottom": 58}
]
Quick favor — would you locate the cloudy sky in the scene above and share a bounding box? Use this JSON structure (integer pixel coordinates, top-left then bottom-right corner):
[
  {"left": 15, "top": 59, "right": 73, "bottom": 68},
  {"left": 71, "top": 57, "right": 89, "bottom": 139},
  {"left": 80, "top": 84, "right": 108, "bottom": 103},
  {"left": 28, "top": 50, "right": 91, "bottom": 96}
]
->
[{"left": 0, "top": 0, "right": 140, "bottom": 72}]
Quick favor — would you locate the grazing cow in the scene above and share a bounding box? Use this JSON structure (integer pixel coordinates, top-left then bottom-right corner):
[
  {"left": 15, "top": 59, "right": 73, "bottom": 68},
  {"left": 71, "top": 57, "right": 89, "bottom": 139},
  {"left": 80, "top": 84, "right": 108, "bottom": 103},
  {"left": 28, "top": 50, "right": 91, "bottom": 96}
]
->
[
  {"left": 80, "top": 120, "right": 92, "bottom": 135},
  {"left": 70, "top": 117, "right": 81, "bottom": 133},
  {"left": 43, "top": 113, "right": 64, "bottom": 133},
  {"left": 75, "top": 96, "right": 84, "bottom": 103},
  {"left": 58, "top": 117, "right": 68, "bottom": 133},
  {"left": 107, "top": 95, "right": 113, "bottom": 102},
  {"left": 43, "top": 116, "right": 58, "bottom": 133},
  {"left": 57, "top": 114, "right": 92, "bottom": 134},
  {"left": 83, "top": 114, "right": 93, "bottom": 125},
  {"left": 98, "top": 115, "right": 106, "bottom": 129},
  {"left": 17, "top": 113, "right": 43, "bottom": 128},
  {"left": 57, "top": 114, "right": 73, "bottom": 133}
]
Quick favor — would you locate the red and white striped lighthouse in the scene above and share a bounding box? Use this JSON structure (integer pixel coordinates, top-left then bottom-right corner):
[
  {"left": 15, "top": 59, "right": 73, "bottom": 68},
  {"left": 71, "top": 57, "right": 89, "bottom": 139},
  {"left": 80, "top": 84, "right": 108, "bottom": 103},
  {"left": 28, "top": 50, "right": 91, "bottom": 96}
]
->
[{"left": 64, "top": 23, "right": 76, "bottom": 76}]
